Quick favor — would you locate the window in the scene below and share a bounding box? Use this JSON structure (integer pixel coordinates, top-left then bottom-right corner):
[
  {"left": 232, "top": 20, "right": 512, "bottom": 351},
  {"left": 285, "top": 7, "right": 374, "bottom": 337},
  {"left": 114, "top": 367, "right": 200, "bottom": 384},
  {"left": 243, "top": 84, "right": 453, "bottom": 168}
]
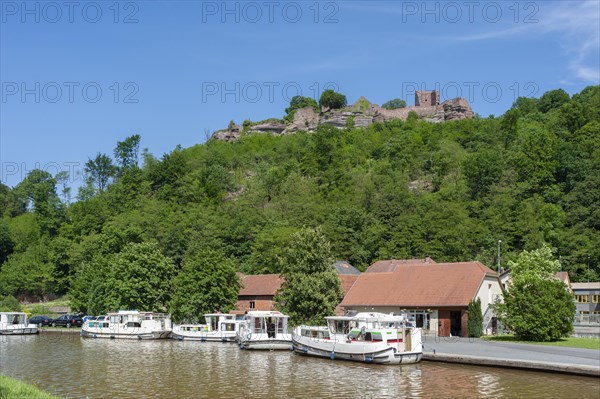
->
[
  {"left": 249, "top": 301, "right": 255, "bottom": 309},
  {"left": 575, "top": 295, "right": 589, "bottom": 303},
  {"left": 592, "top": 295, "right": 599, "bottom": 303}
]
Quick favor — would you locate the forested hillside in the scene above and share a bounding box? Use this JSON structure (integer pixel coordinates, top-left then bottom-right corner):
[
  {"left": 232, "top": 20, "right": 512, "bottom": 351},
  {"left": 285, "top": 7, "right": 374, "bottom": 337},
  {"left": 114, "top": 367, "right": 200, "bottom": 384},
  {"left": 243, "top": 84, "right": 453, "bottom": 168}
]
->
[{"left": 0, "top": 86, "right": 598, "bottom": 313}]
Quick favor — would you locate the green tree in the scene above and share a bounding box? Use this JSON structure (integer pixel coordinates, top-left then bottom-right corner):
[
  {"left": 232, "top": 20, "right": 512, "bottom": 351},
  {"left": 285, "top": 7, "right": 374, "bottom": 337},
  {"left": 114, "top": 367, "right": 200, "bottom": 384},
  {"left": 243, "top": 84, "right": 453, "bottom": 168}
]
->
[
  {"left": 0, "top": 295, "right": 21, "bottom": 311},
  {"left": 498, "top": 278, "right": 575, "bottom": 341},
  {"left": 507, "top": 244, "right": 560, "bottom": 285},
  {"left": 497, "top": 245, "right": 574, "bottom": 341},
  {"left": 275, "top": 227, "right": 343, "bottom": 325},
  {"left": 105, "top": 242, "right": 174, "bottom": 312},
  {"left": 319, "top": 89, "right": 347, "bottom": 110},
  {"left": 381, "top": 98, "right": 406, "bottom": 110},
  {"left": 538, "top": 89, "right": 570, "bottom": 113},
  {"left": 114, "top": 134, "right": 141, "bottom": 173},
  {"left": 70, "top": 240, "right": 173, "bottom": 314},
  {"left": 467, "top": 298, "right": 483, "bottom": 338},
  {"left": 16, "top": 170, "right": 65, "bottom": 236},
  {"left": 463, "top": 149, "right": 504, "bottom": 199},
  {"left": 0, "top": 219, "right": 14, "bottom": 264},
  {"left": 84, "top": 153, "right": 116, "bottom": 192},
  {"left": 169, "top": 248, "right": 240, "bottom": 323}
]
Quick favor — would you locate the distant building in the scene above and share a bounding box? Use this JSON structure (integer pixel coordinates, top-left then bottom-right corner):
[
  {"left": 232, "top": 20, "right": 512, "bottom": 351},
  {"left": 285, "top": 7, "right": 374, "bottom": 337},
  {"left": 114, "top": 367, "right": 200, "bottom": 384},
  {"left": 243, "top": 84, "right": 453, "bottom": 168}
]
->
[
  {"left": 235, "top": 274, "right": 284, "bottom": 313},
  {"left": 415, "top": 90, "right": 439, "bottom": 107},
  {"left": 365, "top": 257, "right": 435, "bottom": 273},
  {"left": 340, "top": 260, "right": 503, "bottom": 337},
  {"left": 499, "top": 270, "right": 571, "bottom": 292},
  {"left": 235, "top": 261, "right": 360, "bottom": 315},
  {"left": 572, "top": 282, "right": 600, "bottom": 323}
]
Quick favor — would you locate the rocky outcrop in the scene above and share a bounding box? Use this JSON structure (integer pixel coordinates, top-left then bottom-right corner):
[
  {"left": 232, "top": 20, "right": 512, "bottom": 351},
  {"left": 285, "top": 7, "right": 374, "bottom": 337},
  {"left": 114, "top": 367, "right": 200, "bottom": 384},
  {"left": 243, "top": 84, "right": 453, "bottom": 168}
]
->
[
  {"left": 250, "top": 122, "right": 286, "bottom": 135},
  {"left": 212, "top": 92, "right": 474, "bottom": 141},
  {"left": 285, "top": 106, "right": 319, "bottom": 133},
  {"left": 442, "top": 98, "right": 475, "bottom": 121},
  {"left": 213, "top": 123, "right": 242, "bottom": 142}
]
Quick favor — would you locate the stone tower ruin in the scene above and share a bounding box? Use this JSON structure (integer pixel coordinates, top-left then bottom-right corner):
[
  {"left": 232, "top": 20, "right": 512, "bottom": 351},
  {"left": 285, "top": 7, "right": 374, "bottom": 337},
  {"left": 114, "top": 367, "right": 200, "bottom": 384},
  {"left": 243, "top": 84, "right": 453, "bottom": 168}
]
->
[{"left": 415, "top": 90, "right": 440, "bottom": 107}]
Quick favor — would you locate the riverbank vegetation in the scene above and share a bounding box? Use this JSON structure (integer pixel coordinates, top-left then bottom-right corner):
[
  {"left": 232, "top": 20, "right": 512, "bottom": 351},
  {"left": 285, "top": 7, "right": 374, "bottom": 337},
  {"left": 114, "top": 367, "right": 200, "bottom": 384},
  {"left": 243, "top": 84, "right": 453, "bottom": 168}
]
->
[
  {"left": 482, "top": 335, "right": 600, "bottom": 350},
  {"left": 0, "top": 86, "right": 598, "bottom": 319},
  {"left": 0, "top": 375, "right": 60, "bottom": 399}
]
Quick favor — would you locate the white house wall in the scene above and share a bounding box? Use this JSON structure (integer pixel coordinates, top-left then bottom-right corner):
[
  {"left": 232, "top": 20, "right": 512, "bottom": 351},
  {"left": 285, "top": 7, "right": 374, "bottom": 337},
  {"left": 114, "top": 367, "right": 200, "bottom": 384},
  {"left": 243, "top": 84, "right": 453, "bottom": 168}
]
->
[{"left": 475, "top": 276, "right": 504, "bottom": 312}]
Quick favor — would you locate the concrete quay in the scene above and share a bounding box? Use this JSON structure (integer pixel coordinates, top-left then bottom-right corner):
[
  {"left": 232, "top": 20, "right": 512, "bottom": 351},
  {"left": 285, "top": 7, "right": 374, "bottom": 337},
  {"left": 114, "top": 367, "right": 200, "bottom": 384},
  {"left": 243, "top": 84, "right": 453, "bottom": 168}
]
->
[{"left": 422, "top": 336, "right": 600, "bottom": 377}]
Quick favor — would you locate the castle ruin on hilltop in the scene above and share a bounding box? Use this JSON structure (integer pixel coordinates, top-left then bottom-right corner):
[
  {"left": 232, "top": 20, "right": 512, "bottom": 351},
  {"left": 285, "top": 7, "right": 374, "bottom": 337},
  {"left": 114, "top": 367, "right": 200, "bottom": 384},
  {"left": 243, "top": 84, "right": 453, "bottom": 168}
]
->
[{"left": 213, "top": 90, "right": 474, "bottom": 142}]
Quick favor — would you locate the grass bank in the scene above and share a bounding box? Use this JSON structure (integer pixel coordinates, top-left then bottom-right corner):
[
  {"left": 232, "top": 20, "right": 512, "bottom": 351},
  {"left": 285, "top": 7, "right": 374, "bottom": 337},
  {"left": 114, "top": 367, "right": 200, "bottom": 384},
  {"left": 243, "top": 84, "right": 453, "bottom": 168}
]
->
[
  {"left": 482, "top": 335, "right": 600, "bottom": 350},
  {"left": 0, "top": 375, "right": 60, "bottom": 399}
]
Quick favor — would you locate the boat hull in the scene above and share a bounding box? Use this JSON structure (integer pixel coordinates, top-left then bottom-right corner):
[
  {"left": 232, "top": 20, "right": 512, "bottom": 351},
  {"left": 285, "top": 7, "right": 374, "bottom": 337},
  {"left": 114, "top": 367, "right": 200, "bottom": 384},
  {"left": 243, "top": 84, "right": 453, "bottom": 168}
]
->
[
  {"left": 81, "top": 329, "right": 171, "bottom": 340},
  {"left": 171, "top": 332, "right": 237, "bottom": 342},
  {"left": 239, "top": 339, "right": 293, "bottom": 350},
  {"left": 0, "top": 326, "right": 39, "bottom": 335},
  {"left": 292, "top": 338, "right": 422, "bottom": 365}
]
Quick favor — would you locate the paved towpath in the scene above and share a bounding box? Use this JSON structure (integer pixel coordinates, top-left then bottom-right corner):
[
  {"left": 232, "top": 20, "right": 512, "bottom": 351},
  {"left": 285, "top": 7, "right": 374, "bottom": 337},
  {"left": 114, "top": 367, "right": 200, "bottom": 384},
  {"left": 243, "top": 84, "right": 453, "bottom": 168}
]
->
[{"left": 421, "top": 336, "right": 600, "bottom": 377}]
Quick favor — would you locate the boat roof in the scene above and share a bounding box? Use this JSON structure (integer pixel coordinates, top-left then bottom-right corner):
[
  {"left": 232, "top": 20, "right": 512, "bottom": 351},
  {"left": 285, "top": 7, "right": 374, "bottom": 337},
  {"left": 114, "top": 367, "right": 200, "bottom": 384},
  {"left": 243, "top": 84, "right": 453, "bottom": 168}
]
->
[
  {"left": 0, "top": 312, "right": 27, "bottom": 315},
  {"left": 326, "top": 312, "right": 406, "bottom": 323},
  {"left": 245, "top": 311, "right": 288, "bottom": 318},
  {"left": 299, "top": 325, "right": 329, "bottom": 331},
  {"left": 204, "top": 313, "right": 236, "bottom": 317},
  {"left": 108, "top": 310, "right": 168, "bottom": 316}
]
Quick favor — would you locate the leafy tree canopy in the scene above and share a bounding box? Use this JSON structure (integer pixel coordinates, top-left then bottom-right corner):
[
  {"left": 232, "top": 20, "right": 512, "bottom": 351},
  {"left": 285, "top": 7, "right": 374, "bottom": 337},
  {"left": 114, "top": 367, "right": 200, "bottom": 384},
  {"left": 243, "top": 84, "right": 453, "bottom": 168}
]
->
[
  {"left": 169, "top": 248, "right": 240, "bottom": 323},
  {"left": 381, "top": 98, "right": 407, "bottom": 110},
  {"left": 275, "top": 226, "right": 343, "bottom": 325},
  {"left": 319, "top": 89, "right": 347, "bottom": 110}
]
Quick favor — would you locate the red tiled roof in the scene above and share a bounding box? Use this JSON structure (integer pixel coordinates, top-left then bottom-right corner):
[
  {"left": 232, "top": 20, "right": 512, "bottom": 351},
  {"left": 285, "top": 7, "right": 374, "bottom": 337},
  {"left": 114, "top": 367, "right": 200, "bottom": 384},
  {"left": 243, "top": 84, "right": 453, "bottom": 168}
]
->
[
  {"left": 366, "top": 257, "right": 436, "bottom": 273},
  {"left": 341, "top": 261, "right": 497, "bottom": 307},
  {"left": 239, "top": 274, "right": 284, "bottom": 296}
]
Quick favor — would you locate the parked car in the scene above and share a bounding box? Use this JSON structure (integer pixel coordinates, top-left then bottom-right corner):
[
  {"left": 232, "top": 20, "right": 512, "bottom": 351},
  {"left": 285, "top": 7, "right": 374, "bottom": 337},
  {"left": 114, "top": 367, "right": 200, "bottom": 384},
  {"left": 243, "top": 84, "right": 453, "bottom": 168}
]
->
[
  {"left": 50, "top": 314, "right": 84, "bottom": 328},
  {"left": 29, "top": 315, "right": 52, "bottom": 327}
]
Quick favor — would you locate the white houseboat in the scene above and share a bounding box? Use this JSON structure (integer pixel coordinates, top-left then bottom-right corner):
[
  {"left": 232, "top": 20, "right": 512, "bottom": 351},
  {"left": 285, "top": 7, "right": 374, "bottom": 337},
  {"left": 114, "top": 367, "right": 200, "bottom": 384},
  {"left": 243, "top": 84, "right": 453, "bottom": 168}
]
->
[
  {"left": 237, "top": 311, "right": 292, "bottom": 350},
  {"left": 172, "top": 313, "right": 243, "bottom": 342},
  {"left": 0, "top": 312, "right": 38, "bottom": 335},
  {"left": 81, "top": 310, "right": 171, "bottom": 340},
  {"left": 292, "top": 312, "right": 422, "bottom": 364}
]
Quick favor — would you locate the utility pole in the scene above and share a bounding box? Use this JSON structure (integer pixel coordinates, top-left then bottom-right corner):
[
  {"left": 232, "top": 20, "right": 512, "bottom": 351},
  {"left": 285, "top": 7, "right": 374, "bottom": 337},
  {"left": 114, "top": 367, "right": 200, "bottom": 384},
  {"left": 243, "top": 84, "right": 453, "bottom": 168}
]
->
[
  {"left": 497, "top": 240, "right": 502, "bottom": 273},
  {"left": 588, "top": 255, "right": 591, "bottom": 283}
]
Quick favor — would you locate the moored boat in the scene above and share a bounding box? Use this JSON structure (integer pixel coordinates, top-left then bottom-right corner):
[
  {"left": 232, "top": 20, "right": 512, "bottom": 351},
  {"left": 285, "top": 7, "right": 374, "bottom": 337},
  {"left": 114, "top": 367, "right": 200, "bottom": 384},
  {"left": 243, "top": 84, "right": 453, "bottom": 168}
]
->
[
  {"left": 292, "top": 312, "right": 422, "bottom": 364},
  {"left": 0, "top": 312, "right": 38, "bottom": 335},
  {"left": 81, "top": 310, "right": 171, "bottom": 340},
  {"left": 172, "top": 313, "right": 243, "bottom": 342},
  {"left": 236, "top": 311, "right": 292, "bottom": 350}
]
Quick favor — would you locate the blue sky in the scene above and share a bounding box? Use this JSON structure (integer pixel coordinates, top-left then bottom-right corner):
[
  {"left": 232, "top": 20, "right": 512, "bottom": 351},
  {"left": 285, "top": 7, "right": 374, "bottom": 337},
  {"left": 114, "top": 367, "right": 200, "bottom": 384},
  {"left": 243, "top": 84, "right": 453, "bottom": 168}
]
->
[{"left": 1, "top": 0, "right": 599, "bottom": 189}]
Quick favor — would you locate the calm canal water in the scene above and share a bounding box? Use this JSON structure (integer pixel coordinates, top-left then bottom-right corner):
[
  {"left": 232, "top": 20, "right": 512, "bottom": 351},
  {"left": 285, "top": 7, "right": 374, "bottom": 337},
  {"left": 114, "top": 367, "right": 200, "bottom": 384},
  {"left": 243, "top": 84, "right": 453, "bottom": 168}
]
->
[{"left": 1, "top": 333, "right": 598, "bottom": 399}]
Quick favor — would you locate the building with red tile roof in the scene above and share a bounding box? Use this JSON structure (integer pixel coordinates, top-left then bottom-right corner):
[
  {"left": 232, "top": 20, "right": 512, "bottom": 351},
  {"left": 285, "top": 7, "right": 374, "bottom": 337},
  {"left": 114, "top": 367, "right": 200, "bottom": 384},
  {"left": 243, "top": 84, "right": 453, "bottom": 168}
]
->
[
  {"left": 235, "top": 261, "right": 361, "bottom": 315},
  {"left": 235, "top": 274, "right": 284, "bottom": 313},
  {"left": 340, "top": 261, "right": 503, "bottom": 337}
]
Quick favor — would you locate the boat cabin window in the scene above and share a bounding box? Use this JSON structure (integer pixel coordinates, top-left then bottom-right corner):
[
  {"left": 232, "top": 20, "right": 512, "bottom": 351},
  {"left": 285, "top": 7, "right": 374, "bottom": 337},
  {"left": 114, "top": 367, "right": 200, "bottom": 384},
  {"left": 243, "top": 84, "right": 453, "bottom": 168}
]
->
[
  {"left": 301, "top": 329, "right": 330, "bottom": 339},
  {"left": 371, "top": 332, "right": 383, "bottom": 341},
  {"left": 253, "top": 318, "right": 263, "bottom": 333},
  {"left": 12, "top": 315, "right": 22, "bottom": 324},
  {"left": 329, "top": 320, "right": 352, "bottom": 334},
  {"left": 276, "top": 317, "right": 285, "bottom": 333},
  {"left": 210, "top": 317, "right": 218, "bottom": 331},
  {"left": 221, "top": 323, "right": 236, "bottom": 331},
  {"left": 126, "top": 321, "right": 142, "bottom": 328}
]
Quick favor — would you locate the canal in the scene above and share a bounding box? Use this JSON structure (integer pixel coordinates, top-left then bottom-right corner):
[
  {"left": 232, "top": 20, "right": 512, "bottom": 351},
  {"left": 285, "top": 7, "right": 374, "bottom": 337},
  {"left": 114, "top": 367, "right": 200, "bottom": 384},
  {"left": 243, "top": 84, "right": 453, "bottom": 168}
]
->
[{"left": 1, "top": 333, "right": 598, "bottom": 398}]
